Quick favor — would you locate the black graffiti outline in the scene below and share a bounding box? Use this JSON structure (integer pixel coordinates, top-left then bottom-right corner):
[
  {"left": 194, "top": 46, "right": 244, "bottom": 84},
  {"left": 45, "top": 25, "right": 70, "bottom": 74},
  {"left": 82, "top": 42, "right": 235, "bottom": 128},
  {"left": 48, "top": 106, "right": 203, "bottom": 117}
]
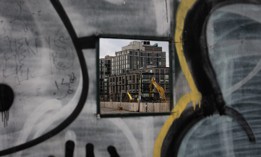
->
[
  {"left": 161, "top": 0, "right": 257, "bottom": 157},
  {"left": 0, "top": 0, "right": 89, "bottom": 155}
]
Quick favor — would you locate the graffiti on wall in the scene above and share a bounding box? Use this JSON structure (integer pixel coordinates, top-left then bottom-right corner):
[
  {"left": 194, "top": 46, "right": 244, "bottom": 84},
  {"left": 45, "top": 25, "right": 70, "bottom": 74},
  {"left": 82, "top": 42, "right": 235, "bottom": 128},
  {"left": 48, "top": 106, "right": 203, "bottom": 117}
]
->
[
  {"left": 155, "top": 0, "right": 260, "bottom": 157},
  {"left": 0, "top": 0, "right": 260, "bottom": 156}
]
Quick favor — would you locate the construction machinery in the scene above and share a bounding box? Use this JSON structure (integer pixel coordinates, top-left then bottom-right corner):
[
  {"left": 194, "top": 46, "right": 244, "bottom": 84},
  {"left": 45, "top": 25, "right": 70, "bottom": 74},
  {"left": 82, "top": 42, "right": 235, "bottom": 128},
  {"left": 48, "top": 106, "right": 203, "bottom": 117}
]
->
[
  {"left": 127, "top": 91, "right": 134, "bottom": 102},
  {"left": 149, "top": 76, "right": 166, "bottom": 102}
]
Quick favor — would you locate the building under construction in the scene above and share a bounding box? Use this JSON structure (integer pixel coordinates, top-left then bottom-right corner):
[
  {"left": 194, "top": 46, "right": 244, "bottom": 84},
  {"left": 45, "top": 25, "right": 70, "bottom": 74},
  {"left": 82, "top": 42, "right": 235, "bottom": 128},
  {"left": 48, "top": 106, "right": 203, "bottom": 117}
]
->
[{"left": 99, "top": 41, "right": 170, "bottom": 102}]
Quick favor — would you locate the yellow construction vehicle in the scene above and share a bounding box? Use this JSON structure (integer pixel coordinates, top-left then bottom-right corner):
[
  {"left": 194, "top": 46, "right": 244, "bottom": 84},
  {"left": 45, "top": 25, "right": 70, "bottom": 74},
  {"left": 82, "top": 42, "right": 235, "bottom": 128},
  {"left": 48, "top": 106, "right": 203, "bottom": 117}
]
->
[
  {"left": 149, "top": 77, "right": 166, "bottom": 102},
  {"left": 127, "top": 91, "right": 134, "bottom": 102}
]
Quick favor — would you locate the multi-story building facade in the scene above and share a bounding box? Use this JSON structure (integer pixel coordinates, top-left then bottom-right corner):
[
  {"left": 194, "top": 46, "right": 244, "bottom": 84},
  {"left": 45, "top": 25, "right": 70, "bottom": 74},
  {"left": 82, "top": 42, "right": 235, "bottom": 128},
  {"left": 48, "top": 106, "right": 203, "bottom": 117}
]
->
[
  {"left": 99, "top": 55, "right": 113, "bottom": 101},
  {"left": 100, "top": 41, "right": 169, "bottom": 102},
  {"left": 111, "top": 41, "right": 166, "bottom": 75}
]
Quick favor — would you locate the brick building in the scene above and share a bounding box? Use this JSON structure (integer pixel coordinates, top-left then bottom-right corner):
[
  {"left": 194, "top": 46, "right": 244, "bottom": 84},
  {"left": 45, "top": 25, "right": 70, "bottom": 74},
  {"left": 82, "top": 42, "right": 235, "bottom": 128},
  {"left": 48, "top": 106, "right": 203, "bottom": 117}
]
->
[{"left": 100, "top": 41, "right": 169, "bottom": 102}]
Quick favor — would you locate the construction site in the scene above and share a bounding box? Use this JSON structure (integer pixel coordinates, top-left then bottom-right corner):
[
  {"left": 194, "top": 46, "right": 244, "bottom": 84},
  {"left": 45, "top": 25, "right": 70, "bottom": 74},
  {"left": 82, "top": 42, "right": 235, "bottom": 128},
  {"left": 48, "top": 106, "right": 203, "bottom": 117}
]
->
[{"left": 99, "top": 40, "right": 170, "bottom": 113}]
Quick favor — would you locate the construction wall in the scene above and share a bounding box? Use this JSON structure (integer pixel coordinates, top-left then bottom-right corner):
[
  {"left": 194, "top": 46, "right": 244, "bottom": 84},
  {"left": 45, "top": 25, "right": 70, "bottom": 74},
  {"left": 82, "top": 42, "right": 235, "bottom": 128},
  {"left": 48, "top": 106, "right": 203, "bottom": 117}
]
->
[{"left": 101, "top": 102, "right": 170, "bottom": 112}]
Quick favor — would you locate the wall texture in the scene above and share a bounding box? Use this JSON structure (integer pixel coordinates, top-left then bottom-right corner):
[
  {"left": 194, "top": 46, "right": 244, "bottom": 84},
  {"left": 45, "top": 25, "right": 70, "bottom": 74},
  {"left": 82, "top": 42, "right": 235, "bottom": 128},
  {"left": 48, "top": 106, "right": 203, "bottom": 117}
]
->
[{"left": 0, "top": 0, "right": 260, "bottom": 157}]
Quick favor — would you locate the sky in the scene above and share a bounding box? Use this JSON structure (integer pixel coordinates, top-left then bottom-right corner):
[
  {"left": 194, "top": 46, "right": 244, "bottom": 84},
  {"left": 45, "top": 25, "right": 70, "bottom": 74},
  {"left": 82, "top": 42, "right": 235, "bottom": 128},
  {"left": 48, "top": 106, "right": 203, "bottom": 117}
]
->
[{"left": 100, "top": 38, "right": 169, "bottom": 67}]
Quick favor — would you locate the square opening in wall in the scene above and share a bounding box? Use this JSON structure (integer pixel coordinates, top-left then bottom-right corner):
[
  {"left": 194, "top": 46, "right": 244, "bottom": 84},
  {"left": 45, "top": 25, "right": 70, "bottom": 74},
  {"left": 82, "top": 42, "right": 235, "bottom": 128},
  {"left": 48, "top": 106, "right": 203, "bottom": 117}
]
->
[{"left": 98, "top": 38, "right": 174, "bottom": 117}]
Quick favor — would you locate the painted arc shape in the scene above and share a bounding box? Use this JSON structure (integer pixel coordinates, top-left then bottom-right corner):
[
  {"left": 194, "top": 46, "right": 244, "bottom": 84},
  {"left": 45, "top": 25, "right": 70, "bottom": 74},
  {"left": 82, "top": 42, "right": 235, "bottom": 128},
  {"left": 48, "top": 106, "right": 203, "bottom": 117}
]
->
[
  {"left": 153, "top": 0, "right": 202, "bottom": 156},
  {"left": 207, "top": 4, "right": 261, "bottom": 97},
  {"left": 0, "top": 0, "right": 89, "bottom": 155},
  {"left": 175, "top": 3, "right": 261, "bottom": 157}
]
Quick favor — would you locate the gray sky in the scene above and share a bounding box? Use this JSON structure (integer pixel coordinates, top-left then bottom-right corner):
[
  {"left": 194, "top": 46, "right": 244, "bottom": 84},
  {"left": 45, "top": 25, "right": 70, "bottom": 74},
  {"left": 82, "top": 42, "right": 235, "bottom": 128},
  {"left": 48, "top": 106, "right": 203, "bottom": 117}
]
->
[{"left": 100, "top": 38, "right": 169, "bottom": 67}]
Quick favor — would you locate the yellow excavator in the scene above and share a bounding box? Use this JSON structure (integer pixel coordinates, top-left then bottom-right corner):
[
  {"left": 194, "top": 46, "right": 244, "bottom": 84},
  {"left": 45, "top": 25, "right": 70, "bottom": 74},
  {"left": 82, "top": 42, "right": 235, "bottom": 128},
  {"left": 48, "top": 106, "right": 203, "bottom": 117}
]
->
[
  {"left": 127, "top": 91, "right": 134, "bottom": 102},
  {"left": 149, "top": 76, "right": 166, "bottom": 102}
]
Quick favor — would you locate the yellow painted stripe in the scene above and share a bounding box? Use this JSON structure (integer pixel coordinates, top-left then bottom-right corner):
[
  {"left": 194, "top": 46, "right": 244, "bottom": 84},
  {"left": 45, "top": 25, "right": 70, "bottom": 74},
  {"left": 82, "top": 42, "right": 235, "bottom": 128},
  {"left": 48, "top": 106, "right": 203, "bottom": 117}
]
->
[
  {"left": 153, "top": 0, "right": 202, "bottom": 156},
  {"left": 175, "top": 0, "right": 199, "bottom": 94}
]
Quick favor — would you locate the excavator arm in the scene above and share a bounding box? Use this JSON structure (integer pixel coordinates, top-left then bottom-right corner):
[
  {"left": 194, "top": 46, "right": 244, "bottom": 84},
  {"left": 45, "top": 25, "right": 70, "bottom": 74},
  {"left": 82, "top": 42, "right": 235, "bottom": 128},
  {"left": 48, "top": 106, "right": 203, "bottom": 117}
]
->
[
  {"left": 127, "top": 91, "right": 133, "bottom": 101},
  {"left": 149, "top": 77, "right": 166, "bottom": 102}
]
